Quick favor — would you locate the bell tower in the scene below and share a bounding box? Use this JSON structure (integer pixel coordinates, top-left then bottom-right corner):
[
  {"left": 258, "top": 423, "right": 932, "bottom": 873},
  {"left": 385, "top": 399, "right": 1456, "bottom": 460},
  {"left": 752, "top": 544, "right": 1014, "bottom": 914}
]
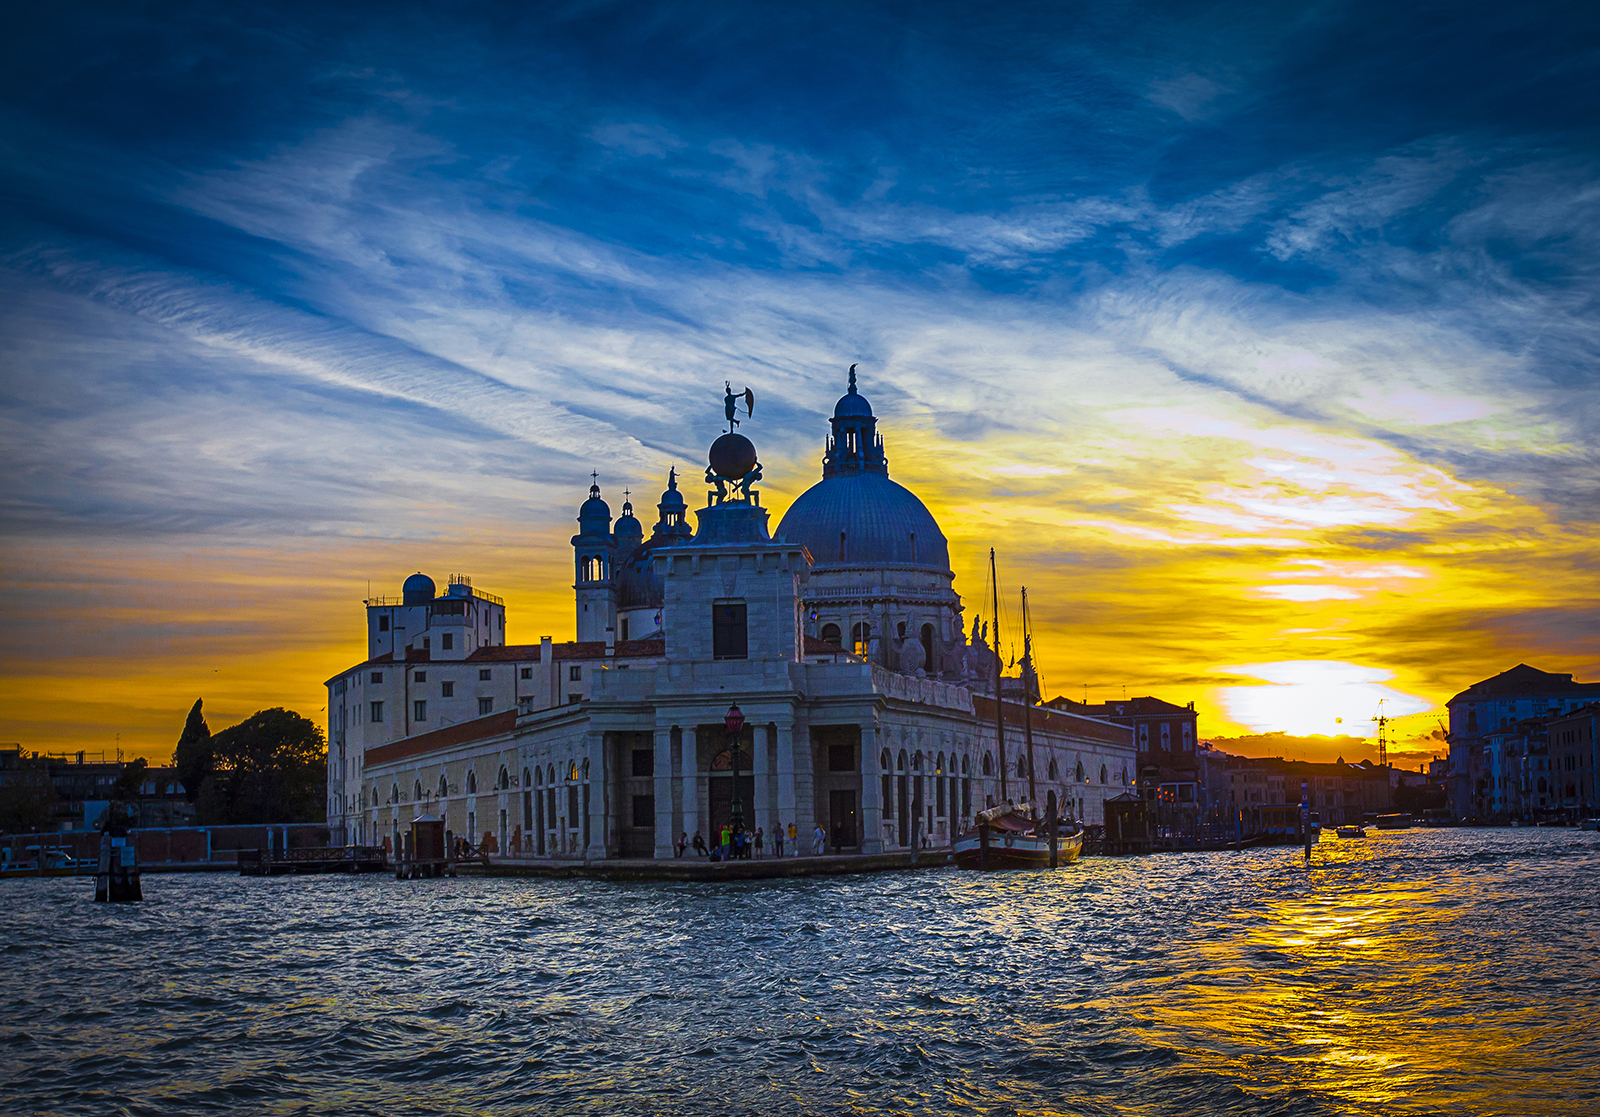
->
[{"left": 571, "top": 474, "right": 616, "bottom": 642}]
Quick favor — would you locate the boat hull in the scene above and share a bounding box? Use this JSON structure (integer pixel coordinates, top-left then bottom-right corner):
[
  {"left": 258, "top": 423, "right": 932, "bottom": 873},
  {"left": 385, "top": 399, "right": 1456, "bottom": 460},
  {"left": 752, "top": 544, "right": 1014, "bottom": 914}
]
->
[{"left": 952, "top": 829, "right": 1083, "bottom": 871}]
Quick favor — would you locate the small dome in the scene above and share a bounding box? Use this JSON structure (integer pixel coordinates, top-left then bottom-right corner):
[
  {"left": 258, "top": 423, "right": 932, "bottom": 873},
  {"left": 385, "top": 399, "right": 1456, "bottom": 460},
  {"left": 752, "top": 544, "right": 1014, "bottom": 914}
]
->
[
  {"left": 834, "top": 389, "right": 873, "bottom": 418},
  {"left": 578, "top": 479, "right": 611, "bottom": 525},
  {"left": 402, "top": 572, "right": 436, "bottom": 605},
  {"left": 615, "top": 495, "right": 642, "bottom": 538}
]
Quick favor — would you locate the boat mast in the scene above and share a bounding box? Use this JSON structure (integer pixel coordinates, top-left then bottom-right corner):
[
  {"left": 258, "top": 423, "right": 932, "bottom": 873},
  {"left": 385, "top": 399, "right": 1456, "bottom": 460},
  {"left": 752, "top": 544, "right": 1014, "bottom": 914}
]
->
[
  {"left": 1021, "top": 586, "right": 1038, "bottom": 811},
  {"left": 991, "top": 549, "right": 1008, "bottom": 803}
]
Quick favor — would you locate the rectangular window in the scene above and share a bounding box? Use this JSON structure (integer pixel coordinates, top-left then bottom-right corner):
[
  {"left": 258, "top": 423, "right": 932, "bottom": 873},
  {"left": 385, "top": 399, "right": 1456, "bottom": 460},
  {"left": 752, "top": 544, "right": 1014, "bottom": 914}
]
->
[
  {"left": 521, "top": 667, "right": 532, "bottom": 680},
  {"left": 414, "top": 671, "right": 426, "bottom": 682},
  {"left": 632, "top": 748, "right": 654, "bottom": 777},
  {"left": 442, "top": 633, "right": 453, "bottom": 651},
  {"left": 569, "top": 666, "right": 582, "bottom": 681},
  {"left": 414, "top": 700, "right": 427, "bottom": 721},
  {"left": 620, "top": 618, "right": 629, "bottom": 641},
  {"left": 568, "top": 693, "right": 582, "bottom": 705},
  {"left": 713, "top": 601, "right": 748, "bottom": 660},
  {"left": 631, "top": 794, "right": 655, "bottom": 828},
  {"left": 478, "top": 698, "right": 494, "bottom": 716},
  {"left": 371, "top": 672, "right": 383, "bottom": 684},
  {"left": 479, "top": 669, "right": 491, "bottom": 681},
  {"left": 378, "top": 615, "right": 389, "bottom": 632},
  {"left": 828, "top": 744, "right": 855, "bottom": 772},
  {"left": 370, "top": 701, "right": 384, "bottom": 722},
  {"left": 936, "top": 777, "right": 946, "bottom": 816},
  {"left": 441, "top": 681, "right": 454, "bottom": 697}
]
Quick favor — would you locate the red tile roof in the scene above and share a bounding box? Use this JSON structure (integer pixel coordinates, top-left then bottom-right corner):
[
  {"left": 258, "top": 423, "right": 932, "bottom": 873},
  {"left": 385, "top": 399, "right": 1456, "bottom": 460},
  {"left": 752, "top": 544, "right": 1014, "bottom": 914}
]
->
[{"left": 363, "top": 711, "right": 518, "bottom": 767}]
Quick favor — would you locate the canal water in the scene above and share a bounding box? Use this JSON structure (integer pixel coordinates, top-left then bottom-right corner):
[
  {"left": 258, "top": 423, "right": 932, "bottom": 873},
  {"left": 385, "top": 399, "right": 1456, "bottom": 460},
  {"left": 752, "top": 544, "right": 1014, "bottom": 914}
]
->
[{"left": 2, "top": 828, "right": 1596, "bottom": 1115}]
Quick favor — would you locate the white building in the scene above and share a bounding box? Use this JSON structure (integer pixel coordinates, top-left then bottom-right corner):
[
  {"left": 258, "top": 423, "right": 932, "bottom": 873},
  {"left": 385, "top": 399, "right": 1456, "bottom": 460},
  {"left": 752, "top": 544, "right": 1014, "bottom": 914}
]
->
[{"left": 326, "top": 372, "right": 1135, "bottom": 857}]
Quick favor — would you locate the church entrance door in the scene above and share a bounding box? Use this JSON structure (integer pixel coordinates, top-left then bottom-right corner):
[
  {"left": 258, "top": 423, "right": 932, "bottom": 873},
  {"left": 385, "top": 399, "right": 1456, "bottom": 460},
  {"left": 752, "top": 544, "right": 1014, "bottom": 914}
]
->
[
  {"left": 828, "top": 789, "right": 858, "bottom": 851},
  {"left": 708, "top": 774, "right": 755, "bottom": 841}
]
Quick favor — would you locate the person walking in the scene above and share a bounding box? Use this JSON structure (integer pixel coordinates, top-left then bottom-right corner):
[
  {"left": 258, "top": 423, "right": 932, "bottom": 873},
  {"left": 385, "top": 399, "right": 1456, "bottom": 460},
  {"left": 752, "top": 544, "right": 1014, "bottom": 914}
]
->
[
  {"left": 788, "top": 821, "right": 799, "bottom": 857},
  {"left": 754, "top": 827, "right": 764, "bottom": 859},
  {"left": 773, "top": 824, "right": 784, "bottom": 858},
  {"left": 812, "top": 824, "right": 826, "bottom": 857},
  {"left": 692, "top": 830, "right": 707, "bottom": 857}
]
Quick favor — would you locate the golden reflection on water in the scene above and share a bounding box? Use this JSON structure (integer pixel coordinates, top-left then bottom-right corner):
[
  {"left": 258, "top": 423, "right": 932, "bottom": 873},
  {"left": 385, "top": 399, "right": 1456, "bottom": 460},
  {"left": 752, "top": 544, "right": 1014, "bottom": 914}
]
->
[{"left": 1118, "top": 832, "right": 1585, "bottom": 1115}]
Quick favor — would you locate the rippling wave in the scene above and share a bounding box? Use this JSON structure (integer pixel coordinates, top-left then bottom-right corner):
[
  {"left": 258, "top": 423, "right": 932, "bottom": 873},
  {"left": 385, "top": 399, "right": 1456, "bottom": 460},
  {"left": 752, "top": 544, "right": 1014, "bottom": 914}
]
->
[{"left": 2, "top": 829, "right": 1596, "bottom": 1115}]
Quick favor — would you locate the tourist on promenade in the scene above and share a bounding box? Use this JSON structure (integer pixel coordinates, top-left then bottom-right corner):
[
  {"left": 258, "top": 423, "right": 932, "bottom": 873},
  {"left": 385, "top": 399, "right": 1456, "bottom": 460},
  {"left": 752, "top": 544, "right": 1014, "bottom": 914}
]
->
[
  {"left": 773, "top": 825, "right": 784, "bottom": 858},
  {"left": 789, "top": 821, "right": 799, "bottom": 856},
  {"left": 675, "top": 832, "right": 687, "bottom": 858},
  {"left": 754, "top": 827, "right": 764, "bottom": 859},
  {"left": 812, "top": 825, "right": 826, "bottom": 856},
  {"left": 720, "top": 823, "right": 732, "bottom": 858},
  {"left": 692, "top": 831, "right": 707, "bottom": 856}
]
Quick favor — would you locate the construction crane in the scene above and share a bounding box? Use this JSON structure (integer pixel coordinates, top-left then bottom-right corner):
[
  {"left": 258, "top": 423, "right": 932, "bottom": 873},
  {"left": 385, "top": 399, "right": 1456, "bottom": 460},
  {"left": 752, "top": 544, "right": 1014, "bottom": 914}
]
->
[{"left": 1372, "top": 701, "right": 1391, "bottom": 767}]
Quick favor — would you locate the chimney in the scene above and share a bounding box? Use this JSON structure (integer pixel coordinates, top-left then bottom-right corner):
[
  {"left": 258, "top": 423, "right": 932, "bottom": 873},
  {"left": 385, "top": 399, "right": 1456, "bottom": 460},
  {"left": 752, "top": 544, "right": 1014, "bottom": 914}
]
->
[{"left": 541, "top": 636, "right": 553, "bottom": 707}]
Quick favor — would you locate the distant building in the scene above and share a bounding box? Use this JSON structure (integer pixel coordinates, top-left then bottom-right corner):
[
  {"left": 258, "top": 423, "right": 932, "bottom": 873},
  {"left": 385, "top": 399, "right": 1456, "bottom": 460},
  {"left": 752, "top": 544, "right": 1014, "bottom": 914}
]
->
[
  {"left": 0, "top": 746, "right": 192, "bottom": 833},
  {"left": 1228, "top": 756, "right": 1394, "bottom": 831},
  {"left": 1044, "top": 695, "right": 1229, "bottom": 820},
  {"left": 1546, "top": 703, "right": 1599, "bottom": 817},
  {"left": 1445, "top": 665, "right": 1600, "bottom": 820}
]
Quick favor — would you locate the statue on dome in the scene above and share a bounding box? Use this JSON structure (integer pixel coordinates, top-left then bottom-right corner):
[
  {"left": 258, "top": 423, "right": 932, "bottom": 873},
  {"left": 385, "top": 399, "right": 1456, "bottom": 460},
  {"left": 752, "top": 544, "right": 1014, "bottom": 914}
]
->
[{"left": 723, "top": 381, "right": 755, "bottom": 431}]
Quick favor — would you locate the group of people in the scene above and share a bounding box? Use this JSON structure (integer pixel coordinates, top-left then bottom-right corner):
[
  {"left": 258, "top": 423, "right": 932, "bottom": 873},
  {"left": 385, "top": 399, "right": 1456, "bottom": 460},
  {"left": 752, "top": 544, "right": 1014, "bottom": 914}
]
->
[{"left": 676, "top": 822, "right": 830, "bottom": 860}]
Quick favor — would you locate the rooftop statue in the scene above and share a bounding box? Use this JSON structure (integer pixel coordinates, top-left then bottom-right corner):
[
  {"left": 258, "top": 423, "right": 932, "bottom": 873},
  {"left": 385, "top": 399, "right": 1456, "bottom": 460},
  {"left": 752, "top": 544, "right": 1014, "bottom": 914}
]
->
[
  {"left": 724, "top": 381, "right": 755, "bottom": 431},
  {"left": 708, "top": 381, "right": 762, "bottom": 505}
]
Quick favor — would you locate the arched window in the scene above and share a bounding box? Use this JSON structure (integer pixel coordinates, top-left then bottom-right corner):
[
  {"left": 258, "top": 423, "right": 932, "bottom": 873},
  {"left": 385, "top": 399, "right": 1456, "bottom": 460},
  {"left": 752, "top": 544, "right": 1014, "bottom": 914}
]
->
[
  {"left": 582, "top": 758, "right": 590, "bottom": 780},
  {"left": 498, "top": 766, "right": 510, "bottom": 790},
  {"left": 898, "top": 749, "right": 908, "bottom": 772},
  {"left": 937, "top": 752, "right": 945, "bottom": 775},
  {"left": 920, "top": 623, "right": 935, "bottom": 673},
  {"left": 881, "top": 749, "right": 892, "bottom": 770},
  {"left": 821, "top": 623, "right": 841, "bottom": 647},
  {"left": 1100, "top": 764, "right": 1108, "bottom": 784},
  {"left": 467, "top": 770, "right": 477, "bottom": 794},
  {"left": 913, "top": 751, "right": 923, "bottom": 771},
  {"left": 439, "top": 774, "right": 448, "bottom": 798},
  {"left": 982, "top": 753, "right": 993, "bottom": 776},
  {"left": 534, "top": 768, "right": 543, "bottom": 788},
  {"left": 1076, "top": 761, "right": 1085, "bottom": 782},
  {"left": 390, "top": 783, "right": 399, "bottom": 804},
  {"left": 414, "top": 779, "right": 423, "bottom": 801},
  {"left": 1048, "top": 758, "right": 1059, "bottom": 780},
  {"left": 523, "top": 767, "right": 531, "bottom": 789},
  {"left": 1120, "top": 765, "right": 1128, "bottom": 785},
  {"left": 961, "top": 754, "right": 970, "bottom": 775},
  {"left": 1017, "top": 756, "right": 1026, "bottom": 777},
  {"left": 851, "top": 622, "right": 871, "bottom": 656},
  {"left": 547, "top": 764, "right": 556, "bottom": 785}
]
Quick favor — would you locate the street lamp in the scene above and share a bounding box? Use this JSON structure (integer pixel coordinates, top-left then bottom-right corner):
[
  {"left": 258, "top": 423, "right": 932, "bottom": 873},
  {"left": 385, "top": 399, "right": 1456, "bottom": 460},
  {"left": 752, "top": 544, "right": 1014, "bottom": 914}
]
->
[{"left": 725, "top": 703, "right": 745, "bottom": 834}]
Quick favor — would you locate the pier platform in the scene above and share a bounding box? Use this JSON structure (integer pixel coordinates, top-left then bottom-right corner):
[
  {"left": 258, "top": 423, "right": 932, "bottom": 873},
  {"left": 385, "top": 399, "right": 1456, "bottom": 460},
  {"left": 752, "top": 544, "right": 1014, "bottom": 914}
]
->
[{"left": 460, "top": 850, "right": 947, "bottom": 881}]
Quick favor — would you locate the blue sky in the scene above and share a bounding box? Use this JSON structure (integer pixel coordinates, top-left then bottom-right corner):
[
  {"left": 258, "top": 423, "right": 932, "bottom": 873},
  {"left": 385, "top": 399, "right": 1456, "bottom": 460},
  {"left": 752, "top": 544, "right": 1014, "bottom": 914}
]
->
[{"left": 2, "top": 1, "right": 1597, "bottom": 758}]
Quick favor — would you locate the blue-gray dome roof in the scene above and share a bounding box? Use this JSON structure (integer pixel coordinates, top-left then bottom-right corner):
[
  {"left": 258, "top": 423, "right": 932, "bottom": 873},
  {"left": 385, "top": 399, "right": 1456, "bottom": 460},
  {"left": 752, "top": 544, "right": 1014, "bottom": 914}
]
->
[
  {"left": 402, "top": 572, "right": 436, "bottom": 605},
  {"left": 777, "top": 471, "right": 950, "bottom": 571},
  {"left": 834, "top": 389, "right": 873, "bottom": 418}
]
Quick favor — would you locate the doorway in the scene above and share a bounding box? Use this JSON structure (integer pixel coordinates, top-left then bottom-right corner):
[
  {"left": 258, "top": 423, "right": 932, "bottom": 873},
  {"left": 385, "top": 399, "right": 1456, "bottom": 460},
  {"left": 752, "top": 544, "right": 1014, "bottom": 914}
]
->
[
  {"left": 708, "top": 774, "right": 755, "bottom": 839},
  {"left": 828, "top": 789, "right": 858, "bottom": 851}
]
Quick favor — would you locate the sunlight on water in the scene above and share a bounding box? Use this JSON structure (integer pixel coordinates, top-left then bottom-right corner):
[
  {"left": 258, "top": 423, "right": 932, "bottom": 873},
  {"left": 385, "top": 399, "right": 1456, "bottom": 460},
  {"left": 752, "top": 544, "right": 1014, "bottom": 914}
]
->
[{"left": 2, "top": 829, "right": 1596, "bottom": 1116}]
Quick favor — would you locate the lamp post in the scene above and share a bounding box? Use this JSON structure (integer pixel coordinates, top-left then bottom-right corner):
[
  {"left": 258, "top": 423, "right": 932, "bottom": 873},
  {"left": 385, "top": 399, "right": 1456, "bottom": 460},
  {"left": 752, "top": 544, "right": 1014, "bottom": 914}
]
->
[{"left": 725, "top": 703, "right": 745, "bottom": 834}]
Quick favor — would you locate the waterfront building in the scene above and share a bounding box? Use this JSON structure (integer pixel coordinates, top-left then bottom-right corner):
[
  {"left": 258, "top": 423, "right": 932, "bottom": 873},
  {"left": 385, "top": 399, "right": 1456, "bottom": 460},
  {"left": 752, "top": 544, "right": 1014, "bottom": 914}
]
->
[
  {"left": 1445, "top": 665, "right": 1600, "bottom": 820},
  {"left": 1045, "top": 695, "right": 1230, "bottom": 819},
  {"left": 325, "top": 373, "right": 1137, "bottom": 857},
  {"left": 1227, "top": 756, "right": 1394, "bottom": 831},
  {"left": 1547, "top": 703, "right": 1599, "bottom": 816}
]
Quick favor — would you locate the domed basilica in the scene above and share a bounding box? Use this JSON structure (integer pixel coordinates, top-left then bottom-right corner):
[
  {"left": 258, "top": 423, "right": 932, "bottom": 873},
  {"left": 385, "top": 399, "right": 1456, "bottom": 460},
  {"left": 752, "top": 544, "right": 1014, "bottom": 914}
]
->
[{"left": 324, "top": 369, "right": 1135, "bottom": 865}]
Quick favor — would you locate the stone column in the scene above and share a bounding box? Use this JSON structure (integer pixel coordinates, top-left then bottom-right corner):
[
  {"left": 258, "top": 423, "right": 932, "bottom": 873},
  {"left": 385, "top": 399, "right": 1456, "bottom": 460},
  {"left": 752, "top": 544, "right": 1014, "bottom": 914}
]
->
[
  {"left": 791, "top": 719, "right": 816, "bottom": 846},
  {"left": 654, "top": 727, "right": 675, "bottom": 859},
  {"left": 680, "top": 725, "right": 698, "bottom": 849},
  {"left": 775, "top": 719, "right": 798, "bottom": 845},
  {"left": 860, "top": 720, "right": 884, "bottom": 854},
  {"left": 585, "top": 730, "right": 606, "bottom": 860},
  {"left": 753, "top": 722, "right": 771, "bottom": 839}
]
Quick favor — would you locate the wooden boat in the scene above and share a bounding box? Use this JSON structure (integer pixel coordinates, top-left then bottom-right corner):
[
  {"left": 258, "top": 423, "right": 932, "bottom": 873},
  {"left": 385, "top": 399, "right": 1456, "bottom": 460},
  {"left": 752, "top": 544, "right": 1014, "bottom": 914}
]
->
[
  {"left": 1335, "top": 825, "right": 1366, "bottom": 838},
  {"left": 954, "top": 801, "right": 1084, "bottom": 870},
  {"left": 1374, "top": 813, "right": 1412, "bottom": 830}
]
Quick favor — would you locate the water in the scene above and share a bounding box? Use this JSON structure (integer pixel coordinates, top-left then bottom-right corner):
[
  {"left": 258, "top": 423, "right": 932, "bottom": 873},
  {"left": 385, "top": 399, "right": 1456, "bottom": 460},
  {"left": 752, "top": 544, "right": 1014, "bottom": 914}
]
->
[{"left": 2, "top": 829, "right": 1597, "bottom": 1116}]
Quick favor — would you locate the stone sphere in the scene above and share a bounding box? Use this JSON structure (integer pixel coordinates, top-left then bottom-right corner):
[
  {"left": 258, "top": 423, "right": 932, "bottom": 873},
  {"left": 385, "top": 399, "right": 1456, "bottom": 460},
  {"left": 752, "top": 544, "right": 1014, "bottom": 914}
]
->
[{"left": 708, "top": 433, "right": 757, "bottom": 480}]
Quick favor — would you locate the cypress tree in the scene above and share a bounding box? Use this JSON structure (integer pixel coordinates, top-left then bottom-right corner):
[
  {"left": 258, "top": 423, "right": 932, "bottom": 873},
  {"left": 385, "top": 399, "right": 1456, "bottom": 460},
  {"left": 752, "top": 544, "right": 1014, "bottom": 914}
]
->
[{"left": 173, "top": 698, "right": 212, "bottom": 802}]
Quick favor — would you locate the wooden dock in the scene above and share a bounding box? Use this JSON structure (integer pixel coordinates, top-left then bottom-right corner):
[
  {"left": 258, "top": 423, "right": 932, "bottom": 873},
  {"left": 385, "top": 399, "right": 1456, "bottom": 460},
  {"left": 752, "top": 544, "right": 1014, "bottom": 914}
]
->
[{"left": 238, "top": 845, "right": 388, "bottom": 876}]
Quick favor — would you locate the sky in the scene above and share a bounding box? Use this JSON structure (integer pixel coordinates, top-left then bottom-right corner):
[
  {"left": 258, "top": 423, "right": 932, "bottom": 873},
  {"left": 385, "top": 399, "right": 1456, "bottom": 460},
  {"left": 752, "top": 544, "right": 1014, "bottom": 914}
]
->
[{"left": 2, "top": 1, "right": 1597, "bottom": 768}]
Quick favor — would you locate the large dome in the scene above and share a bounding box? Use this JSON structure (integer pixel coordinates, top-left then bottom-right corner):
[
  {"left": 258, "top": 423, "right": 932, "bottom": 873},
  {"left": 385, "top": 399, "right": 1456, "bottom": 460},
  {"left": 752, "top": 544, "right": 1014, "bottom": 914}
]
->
[{"left": 778, "top": 471, "right": 950, "bottom": 571}]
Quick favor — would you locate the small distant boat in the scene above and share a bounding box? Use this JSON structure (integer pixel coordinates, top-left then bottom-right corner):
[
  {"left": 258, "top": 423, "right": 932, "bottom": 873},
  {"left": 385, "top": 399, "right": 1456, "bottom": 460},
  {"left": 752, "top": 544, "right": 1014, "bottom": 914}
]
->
[
  {"left": 1374, "top": 814, "right": 1412, "bottom": 830},
  {"left": 1580, "top": 819, "right": 1600, "bottom": 832},
  {"left": 953, "top": 802, "right": 1083, "bottom": 870},
  {"left": 1336, "top": 825, "right": 1366, "bottom": 839}
]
